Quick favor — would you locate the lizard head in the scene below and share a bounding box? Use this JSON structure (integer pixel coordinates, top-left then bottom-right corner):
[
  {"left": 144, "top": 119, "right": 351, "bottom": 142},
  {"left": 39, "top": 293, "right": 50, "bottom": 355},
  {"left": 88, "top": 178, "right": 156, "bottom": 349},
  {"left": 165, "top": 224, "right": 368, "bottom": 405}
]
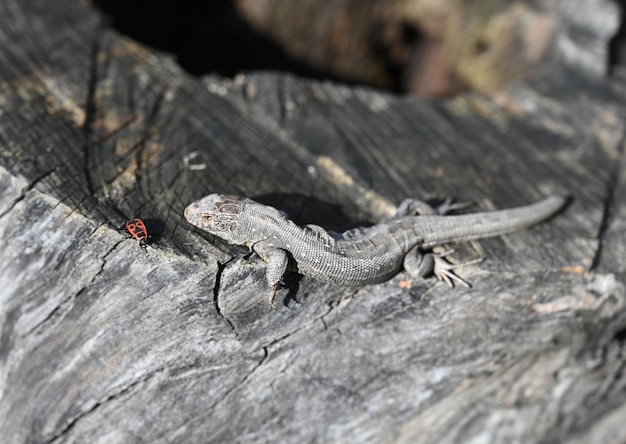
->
[{"left": 184, "top": 194, "right": 245, "bottom": 243}]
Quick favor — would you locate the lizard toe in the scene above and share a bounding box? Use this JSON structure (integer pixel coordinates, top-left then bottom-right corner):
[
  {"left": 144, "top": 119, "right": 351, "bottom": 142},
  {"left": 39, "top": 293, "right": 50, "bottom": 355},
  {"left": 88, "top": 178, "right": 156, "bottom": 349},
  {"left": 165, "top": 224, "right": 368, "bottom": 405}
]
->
[{"left": 431, "top": 253, "right": 483, "bottom": 288}]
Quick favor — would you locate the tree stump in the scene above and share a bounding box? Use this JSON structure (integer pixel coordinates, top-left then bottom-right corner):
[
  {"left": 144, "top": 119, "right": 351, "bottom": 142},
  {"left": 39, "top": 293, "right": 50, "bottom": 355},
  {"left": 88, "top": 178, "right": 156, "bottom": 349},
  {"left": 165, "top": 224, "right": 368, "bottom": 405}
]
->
[{"left": 1, "top": 1, "right": 625, "bottom": 443}]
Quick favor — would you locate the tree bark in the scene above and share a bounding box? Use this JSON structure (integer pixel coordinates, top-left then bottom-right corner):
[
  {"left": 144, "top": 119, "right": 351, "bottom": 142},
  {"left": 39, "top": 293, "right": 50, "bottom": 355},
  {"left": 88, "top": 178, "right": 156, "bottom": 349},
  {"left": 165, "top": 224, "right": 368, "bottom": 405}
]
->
[{"left": 0, "top": 1, "right": 625, "bottom": 443}]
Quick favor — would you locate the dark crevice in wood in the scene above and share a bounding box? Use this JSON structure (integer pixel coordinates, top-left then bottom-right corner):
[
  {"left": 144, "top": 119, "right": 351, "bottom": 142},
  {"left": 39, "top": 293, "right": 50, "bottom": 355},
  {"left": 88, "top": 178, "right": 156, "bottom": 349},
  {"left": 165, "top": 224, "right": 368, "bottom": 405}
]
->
[
  {"left": 258, "top": 301, "right": 337, "bottom": 351},
  {"left": 590, "top": 129, "right": 626, "bottom": 271},
  {"left": 20, "top": 238, "right": 124, "bottom": 340},
  {"left": 213, "top": 258, "right": 238, "bottom": 339},
  {"left": 91, "top": 114, "right": 138, "bottom": 144},
  {"left": 82, "top": 24, "right": 106, "bottom": 197},
  {"left": 614, "top": 325, "right": 626, "bottom": 343},
  {"left": 43, "top": 371, "right": 158, "bottom": 443},
  {"left": 608, "top": 0, "right": 626, "bottom": 74},
  {"left": 319, "top": 292, "right": 352, "bottom": 330},
  {"left": 0, "top": 167, "right": 56, "bottom": 220},
  {"left": 319, "top": 287, "right": 363, "bottom": 328},
  {"left": 320, "top": 314, "right": 329, "bottom": 331},
  {"left": 319, "top": 298, "right": 345, "bottom": 332},
  {"left": 83, "top": 33, "right": 103, "bottom": 196}
]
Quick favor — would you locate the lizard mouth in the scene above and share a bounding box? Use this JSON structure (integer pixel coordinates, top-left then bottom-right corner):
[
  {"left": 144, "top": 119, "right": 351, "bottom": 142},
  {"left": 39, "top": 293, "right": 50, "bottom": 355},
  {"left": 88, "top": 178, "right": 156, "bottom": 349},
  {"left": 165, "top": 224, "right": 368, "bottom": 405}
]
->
[
  {"left": 183, "top": 203, "right": 194, "bottom": 221},
  {"left": 184, "top": 203, "right": 206, "bottom": 229}
]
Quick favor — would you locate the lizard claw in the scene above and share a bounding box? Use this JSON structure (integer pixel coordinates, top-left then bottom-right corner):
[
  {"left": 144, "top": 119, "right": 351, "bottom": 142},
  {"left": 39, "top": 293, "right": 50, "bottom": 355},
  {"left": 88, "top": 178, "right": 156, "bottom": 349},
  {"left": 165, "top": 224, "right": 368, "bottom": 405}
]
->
[
  {"left": 436, "top": 198, "right": 473, "bottom": 216},
  {"left": 431, "top": 250, "right": 483, "bottom": 288},
  {"left": 269, "top": 282, "right": 281, "bottom": 308}
]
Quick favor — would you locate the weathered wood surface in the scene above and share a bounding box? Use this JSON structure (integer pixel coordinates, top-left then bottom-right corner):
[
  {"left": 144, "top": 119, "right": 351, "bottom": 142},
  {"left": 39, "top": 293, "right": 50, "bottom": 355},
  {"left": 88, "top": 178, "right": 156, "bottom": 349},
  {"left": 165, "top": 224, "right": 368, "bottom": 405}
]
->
[{"left": 1, "top": 0, "right": 625, "bottom": 443}]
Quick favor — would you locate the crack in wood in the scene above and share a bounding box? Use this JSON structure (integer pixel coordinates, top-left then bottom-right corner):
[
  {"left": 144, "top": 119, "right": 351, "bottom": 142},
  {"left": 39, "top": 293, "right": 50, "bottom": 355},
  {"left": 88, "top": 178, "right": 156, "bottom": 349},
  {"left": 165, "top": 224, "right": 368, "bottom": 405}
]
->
[
  {"left": 590, "top": 128, "right": 626, "bottom": 270},
  {"left": 81, "top": 24, "right": 105, "bottom": 197},
  {"left": 42, "top": 370, "right": 160, "bottom": 443},
  {"left": 0, "top": 168, "right": 57, "bottom": 220},
  {"left": 213, "top": 258, "right": 238, "bottom": 339},
  {"left": 19, "top": 238, "right": 124, "bottom": 340}
]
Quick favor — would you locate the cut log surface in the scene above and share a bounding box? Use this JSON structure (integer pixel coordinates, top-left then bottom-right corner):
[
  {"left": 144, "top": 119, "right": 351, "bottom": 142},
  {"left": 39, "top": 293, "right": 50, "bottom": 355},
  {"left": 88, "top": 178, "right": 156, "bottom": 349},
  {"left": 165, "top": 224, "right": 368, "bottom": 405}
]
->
[{"left": 1, "top": 0, "right": 625, "bottom": 443}]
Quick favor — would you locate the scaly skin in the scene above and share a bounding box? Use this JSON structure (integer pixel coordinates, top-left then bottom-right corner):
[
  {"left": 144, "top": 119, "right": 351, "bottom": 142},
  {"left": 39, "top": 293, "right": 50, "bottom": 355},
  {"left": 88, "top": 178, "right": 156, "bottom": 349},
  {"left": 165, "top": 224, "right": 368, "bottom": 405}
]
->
[{"left": 185, "top": 194, "right": 565, "bottom": 304}]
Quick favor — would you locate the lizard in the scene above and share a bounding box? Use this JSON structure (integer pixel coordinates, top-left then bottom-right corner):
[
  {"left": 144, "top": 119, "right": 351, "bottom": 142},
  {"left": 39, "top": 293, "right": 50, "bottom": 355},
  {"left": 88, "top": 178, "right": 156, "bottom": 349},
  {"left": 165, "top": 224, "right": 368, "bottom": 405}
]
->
[{"left": 184, "top": 193, "right": 565, "bottom": 305}]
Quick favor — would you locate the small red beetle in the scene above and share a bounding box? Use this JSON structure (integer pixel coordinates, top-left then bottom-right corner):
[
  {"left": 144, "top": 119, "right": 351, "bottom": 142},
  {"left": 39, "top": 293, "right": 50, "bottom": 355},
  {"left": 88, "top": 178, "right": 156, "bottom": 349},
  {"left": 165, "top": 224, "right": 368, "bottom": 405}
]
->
[{"left": 126, "top": 218, "right": 149, "bottom": 251}]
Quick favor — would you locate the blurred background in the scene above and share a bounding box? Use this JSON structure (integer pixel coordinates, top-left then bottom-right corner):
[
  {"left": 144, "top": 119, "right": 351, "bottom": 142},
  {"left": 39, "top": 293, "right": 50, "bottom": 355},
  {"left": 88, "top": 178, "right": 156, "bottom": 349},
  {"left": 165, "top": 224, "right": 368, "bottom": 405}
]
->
[{"left": 94, "top": 0, "right": 625, "bottom": 97}]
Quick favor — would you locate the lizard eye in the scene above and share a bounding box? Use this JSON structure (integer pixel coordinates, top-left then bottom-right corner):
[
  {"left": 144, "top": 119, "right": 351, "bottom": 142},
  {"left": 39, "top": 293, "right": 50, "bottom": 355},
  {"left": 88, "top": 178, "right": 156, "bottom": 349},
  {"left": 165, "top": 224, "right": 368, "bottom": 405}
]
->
[{"left": 203, "top": 214, "right": 215, "bottom": 223}]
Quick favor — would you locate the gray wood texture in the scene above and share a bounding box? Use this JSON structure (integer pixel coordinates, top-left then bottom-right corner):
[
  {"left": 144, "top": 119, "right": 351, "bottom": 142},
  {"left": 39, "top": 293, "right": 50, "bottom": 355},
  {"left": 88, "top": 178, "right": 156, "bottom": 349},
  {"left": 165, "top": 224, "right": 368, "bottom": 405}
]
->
[{"left": 0, "top": 0, "right": 625, "bottom": 443}]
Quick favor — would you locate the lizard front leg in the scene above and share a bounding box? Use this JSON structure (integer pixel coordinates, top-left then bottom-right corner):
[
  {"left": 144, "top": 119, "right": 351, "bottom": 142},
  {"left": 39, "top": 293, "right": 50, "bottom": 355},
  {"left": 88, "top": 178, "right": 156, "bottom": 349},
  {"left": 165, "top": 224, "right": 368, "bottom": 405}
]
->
[
  {"left": 403, "top": 246, "right": 483, "bottom": 288},
  {"left": 252, "top": 242, "right": 289, "bottom": 307}
]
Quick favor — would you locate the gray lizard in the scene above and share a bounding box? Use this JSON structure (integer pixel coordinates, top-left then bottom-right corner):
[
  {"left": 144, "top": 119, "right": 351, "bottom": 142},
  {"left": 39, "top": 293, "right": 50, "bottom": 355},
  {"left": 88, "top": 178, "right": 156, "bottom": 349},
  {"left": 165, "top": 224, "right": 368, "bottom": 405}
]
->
[{"left": 184, "top": 194, "right": 565, "bottom": 305}]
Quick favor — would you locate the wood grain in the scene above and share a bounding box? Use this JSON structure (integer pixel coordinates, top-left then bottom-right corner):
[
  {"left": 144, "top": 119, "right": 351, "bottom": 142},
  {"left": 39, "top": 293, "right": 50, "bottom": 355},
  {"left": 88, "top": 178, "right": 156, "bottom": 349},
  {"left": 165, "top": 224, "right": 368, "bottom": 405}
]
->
[{"left": 0, "top": 0, "right": 625, "bottom": 442}]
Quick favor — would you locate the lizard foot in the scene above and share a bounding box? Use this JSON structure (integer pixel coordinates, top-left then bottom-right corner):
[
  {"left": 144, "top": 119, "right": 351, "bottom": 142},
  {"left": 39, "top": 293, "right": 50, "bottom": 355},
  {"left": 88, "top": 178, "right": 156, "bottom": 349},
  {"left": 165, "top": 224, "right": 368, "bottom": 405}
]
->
[
  {"left": 430, "top": 250, "right": 483, "bottom": 288},
  {"left": 395, "top": 197, "right": 472, "bottom": 217},
  {"left": 404, "top": 247, "right": 483, "bottom": 287}
]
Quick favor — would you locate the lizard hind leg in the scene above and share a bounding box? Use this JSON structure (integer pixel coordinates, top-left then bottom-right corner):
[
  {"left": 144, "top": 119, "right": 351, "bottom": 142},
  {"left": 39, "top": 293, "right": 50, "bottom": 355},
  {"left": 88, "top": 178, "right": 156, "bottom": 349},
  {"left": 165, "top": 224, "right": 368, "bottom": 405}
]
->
[
  {"left": 395, "top": 197, "right": 472, "bottom": 217},
  {"left": 252, "top": 242, "right": 289, "bottom": 307},
  {"left": 403, "top": 246, "right": 483, "bottom": 288}
]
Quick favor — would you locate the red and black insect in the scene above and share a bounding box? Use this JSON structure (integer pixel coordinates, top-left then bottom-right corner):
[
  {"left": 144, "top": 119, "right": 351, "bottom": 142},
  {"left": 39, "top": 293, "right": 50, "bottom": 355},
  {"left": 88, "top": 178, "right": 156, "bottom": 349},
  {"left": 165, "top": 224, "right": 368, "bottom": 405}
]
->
[{"left": 126, "top": 218, "right": 149, "bottom": 251}]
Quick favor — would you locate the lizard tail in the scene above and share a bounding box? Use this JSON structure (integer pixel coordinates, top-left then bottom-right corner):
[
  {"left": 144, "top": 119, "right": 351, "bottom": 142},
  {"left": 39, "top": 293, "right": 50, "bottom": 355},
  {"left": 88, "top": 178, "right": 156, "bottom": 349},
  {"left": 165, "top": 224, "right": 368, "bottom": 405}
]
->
[{"left": 417, "top": 195, "right": 567, "bottom": 248}]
